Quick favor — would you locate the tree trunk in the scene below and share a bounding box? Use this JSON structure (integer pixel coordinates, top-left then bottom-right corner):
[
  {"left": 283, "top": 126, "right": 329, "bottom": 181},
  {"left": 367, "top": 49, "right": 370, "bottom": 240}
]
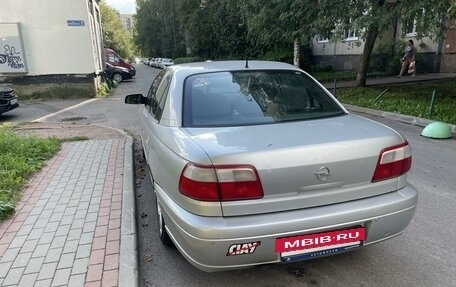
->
[
  {"left": 355, "top": 26, "right": 379, "bottom": 87},
  {"left": 293, "top": 38, "right": 300, "bottom": 67},
  {"left": 355, "top": 0, "right": 385, "bottom": 87}
]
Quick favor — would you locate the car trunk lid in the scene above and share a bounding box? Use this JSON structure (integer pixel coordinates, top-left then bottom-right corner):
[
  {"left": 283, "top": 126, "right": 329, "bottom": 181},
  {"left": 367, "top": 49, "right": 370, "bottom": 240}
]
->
[{"left": 182, "top": 114, "right": 408, "bottom": 216}]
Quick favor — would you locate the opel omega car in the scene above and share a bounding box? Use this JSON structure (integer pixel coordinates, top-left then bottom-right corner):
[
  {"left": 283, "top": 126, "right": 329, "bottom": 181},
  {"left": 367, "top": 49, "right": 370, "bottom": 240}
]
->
[{"left": 125, "top": 61, "right": 417, "bottom": 272}]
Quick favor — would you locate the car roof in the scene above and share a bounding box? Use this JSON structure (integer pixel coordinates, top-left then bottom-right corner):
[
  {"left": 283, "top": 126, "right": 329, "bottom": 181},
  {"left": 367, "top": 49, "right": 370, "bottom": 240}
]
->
[{"left": 168, "top": 60, "right": 301, "bottom": 78}]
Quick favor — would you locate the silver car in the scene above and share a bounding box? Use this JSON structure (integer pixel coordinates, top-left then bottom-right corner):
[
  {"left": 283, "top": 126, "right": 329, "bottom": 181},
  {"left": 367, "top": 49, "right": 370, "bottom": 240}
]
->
[
  {"left": 125, "top": 61, "right": 417, "bottom": 272},
  {"left": 159, "top": 58, "right": 174, "bottom": 69}
]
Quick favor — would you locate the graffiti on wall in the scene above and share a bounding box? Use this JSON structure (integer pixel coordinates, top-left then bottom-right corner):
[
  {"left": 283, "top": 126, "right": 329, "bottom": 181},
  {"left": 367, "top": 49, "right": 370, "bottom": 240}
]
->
[
  {"left": 0, "top": 45, "right": 25, "bottom": 70},
  {"left": 0, "top": 23, "right": 27, "bottom": 73}
]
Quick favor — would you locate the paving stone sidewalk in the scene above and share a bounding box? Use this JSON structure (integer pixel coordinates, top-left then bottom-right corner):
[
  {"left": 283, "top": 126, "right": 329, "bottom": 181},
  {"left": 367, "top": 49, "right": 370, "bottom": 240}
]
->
[{"left": 0, "top": 138, "right": 135, "bottom": 287}]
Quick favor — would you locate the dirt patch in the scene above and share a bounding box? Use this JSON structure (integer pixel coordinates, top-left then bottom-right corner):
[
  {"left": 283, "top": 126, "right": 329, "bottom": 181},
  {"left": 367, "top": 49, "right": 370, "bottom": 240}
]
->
[{"left": 12, "top": 122, "right": 126, "bottom": 140}]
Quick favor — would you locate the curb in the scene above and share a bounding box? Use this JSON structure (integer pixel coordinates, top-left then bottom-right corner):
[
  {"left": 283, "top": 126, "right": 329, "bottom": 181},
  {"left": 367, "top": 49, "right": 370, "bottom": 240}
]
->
[
  {"left": 119, "top": 136, "right": 139, "bottom": 287},
  {"left": 344, "top": 104, "right": 456, "bottom": 134},
  {"left": 92, "top": 124, "right": 138, "bottom": 287}
]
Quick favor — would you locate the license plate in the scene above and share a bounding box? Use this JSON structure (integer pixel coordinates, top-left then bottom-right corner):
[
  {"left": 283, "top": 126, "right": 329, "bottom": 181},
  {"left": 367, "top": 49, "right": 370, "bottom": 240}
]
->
[
  {"left": 276, "top": 227, "right": 365, "bottom": 262},
  {"left": 10, "top": 99, "right": 17, "bottom": 105}
]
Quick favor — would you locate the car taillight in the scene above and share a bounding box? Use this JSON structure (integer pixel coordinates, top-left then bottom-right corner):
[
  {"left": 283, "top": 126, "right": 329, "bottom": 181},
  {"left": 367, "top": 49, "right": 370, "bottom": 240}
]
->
[
  {"left": 372, "top": 141, "right": 412, "bottom": 182},
  {"left": 179, "top": 163, "right": 264, "bottom": 201}
]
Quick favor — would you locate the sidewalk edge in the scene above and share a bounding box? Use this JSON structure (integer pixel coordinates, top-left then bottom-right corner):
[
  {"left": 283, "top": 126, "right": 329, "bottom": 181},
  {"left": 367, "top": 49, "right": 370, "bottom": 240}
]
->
[
  {"left": 344, "top": 104, "right": 456, "bottom": 134},
  {"left": 119, "top": 136, "right": 139, "bottom": 287}
]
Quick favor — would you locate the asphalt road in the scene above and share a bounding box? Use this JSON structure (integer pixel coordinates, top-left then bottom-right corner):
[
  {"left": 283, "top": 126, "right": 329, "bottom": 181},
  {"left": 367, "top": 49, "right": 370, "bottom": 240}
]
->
[
  {"left": 3, "top": 64, "right": 456, "bottom": 286},
  {"left": 0, "top": 64, "right": 152, "bottom": 132}
]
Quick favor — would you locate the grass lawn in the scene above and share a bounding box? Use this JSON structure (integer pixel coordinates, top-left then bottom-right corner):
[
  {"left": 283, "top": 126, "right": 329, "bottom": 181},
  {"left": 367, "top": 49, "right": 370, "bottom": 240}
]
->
[
  {"left": 337, "top": 79, "right": 456, "bottom": 125},
  {"left": 0, "top": 127, "right": 61, "bottom": 219}
]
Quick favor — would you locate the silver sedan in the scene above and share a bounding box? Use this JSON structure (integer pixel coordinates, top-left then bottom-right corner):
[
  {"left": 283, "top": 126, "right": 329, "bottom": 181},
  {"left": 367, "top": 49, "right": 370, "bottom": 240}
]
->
[{"left": 125, "top": 61, "right": 417, "bottom": 272}]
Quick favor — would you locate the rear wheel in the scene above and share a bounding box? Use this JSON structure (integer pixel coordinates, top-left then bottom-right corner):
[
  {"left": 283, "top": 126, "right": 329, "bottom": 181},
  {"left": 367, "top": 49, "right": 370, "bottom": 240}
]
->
[
  {"left": 112, "top": 73, "right": 123, "bottom": 83},
  {"left": 155, "top": 195, "right": 173, "bottom": 246}
]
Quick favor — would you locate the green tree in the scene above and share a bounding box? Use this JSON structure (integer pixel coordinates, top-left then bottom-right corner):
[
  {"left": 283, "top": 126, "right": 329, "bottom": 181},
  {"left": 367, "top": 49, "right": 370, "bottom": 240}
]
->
[
  {"left": 135, "top": 0, "right": 185, "bottom": 57},
  {"left": 175, "top": 0, "right": 216, "bottom": 58},
  {"left": 316, "top": 0, "right": 454, "bottom": 87},
  {"left": 240, "top": 0, "right": 318, "bottom": 67},
  {"left": 100, "top": 1, "right": 134, "bottom": 58},
  {"left": 175, "top": 0, "right": 249, "bottom": 59}
]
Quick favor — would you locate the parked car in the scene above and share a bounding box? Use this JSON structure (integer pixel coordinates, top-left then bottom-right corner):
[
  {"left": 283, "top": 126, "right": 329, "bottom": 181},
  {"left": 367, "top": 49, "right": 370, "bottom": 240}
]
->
[
  {"left": 0, "top": 85, "right": 19, "bottom": 115},
  {"left": 158, "top": 58, "right": 174, "bottom": 69},
  {"left": 104, "top": 63, "right": 133, "bottom": 83},
  {"left": 103, "top": 48, "right": 136, "bottom": 78},
  {"left": 125, "top": 61, "right": 417, "bottom": 272},
  {"left": 151, "top": 58, "right": 161, "bottom": 68},
  {"left": 146, "top": 58, "right": 154, "bottom": 66}
]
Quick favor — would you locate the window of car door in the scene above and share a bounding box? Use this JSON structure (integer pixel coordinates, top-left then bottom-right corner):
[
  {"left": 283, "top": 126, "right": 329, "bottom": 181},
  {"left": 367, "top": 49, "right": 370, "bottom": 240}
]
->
[
  {"left": 147, "top": 70, "right": 171, "bottom": 121},
  {"left": 108, "top": 53, "right": 120, "bottom": 64}
]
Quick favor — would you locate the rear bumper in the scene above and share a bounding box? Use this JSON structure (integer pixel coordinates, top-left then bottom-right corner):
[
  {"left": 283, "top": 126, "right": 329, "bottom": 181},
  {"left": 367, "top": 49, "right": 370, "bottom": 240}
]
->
[{"left": 157, "top": 184, "right": 417, "bottom": 272}]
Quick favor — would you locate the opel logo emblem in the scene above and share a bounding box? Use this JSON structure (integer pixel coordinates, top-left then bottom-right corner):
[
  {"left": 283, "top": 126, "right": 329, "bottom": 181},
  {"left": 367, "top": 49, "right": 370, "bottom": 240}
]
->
[{"left": 314, "top": 167, "right": 331, "bottom": 181}]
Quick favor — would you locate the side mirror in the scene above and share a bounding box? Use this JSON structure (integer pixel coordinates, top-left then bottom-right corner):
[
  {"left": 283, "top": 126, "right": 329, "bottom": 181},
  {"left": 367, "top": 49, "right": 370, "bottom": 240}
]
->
[{"left": 125, "top": 94, "right": 147, "bottom": 104}]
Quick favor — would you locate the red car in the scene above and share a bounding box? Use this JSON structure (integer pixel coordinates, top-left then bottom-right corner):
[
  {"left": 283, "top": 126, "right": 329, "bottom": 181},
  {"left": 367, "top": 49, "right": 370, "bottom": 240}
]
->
[{"left": 103, "top": 48, "right": 135, "bottom": 82}]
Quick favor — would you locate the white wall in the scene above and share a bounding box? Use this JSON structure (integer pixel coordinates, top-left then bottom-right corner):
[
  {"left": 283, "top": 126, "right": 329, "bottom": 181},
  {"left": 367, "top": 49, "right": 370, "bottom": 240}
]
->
[
  {"left": 312, "top": 40, "right": 365, "bottom": 56},
  {"left": 0, "top": 0, "right": 102, "bottom": 76}
]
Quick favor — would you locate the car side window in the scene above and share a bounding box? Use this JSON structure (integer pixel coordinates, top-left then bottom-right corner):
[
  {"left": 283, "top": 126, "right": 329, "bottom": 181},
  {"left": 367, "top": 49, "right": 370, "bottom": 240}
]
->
[
  {"left": 151, "top": 72, "right": 171, "bottom": 121},
  {"left": 145, "top": 70, "right": 170, "bottom": 121},
  {"left": 107, "top": 53, "right": 119, "bottom": 63},
  {"left": 146, "top": 70, "right": 166, "bottom": 112}
]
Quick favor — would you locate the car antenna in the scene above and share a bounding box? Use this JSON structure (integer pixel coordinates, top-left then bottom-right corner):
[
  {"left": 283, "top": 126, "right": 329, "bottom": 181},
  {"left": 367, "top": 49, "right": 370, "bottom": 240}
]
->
[{"left": 245, "top": 57, "right": 249, "bottom": 69}]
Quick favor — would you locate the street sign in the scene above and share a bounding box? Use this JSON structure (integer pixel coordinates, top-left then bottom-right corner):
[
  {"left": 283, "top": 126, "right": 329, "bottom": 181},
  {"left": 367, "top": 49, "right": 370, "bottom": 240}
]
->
[{"left": 67, "top": 20, "right": 85, "bottom": 27}]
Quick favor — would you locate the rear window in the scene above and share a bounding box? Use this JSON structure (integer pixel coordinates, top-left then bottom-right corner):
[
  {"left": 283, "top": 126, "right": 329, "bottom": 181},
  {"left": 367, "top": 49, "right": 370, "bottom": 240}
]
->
[{"left": 182, "top": 70, "right": 345, "bottom": 127}]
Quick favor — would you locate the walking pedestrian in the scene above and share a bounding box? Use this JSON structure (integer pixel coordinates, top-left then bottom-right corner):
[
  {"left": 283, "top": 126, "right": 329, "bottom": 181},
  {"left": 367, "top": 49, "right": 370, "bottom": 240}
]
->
[{"left": 398, "top": 40, "right": 416, "bottom": 78}]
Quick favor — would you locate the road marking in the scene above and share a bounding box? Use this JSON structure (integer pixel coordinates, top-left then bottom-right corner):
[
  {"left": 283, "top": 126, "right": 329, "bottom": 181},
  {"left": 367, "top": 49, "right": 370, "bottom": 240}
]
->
[{"left": 31, "top": 98, "right": 100, "bottom": 122}]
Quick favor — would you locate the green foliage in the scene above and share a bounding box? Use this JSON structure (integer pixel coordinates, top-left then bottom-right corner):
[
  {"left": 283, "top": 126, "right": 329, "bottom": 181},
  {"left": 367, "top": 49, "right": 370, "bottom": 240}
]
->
[
  {"left": 315, "top": 0, "right": 454, "bottom": 86},
  {"left": 134, "top": 0, "right": 454, "bottom": 80},
  {"left": 97, "top": 81, "right": 112, "bottom": 98},
  {"left": 369, "top": 40, "right": 406, "bottom": 75},
  {"left": 100, "top": 2, "right": 135, "bottom": 59},
  {"left": 338, "top": 80, "right": 456, "bottom": 124},
  {"left": 173, "top": 57, "right": 204, "bottom": 64},
  {"left": 135, "top": 0, "right": 186, "bottom": 58},
  {"left": 175, "top": 0, "right": 251, "bottom": 59},
  {"left": 259, "top": 48, "right": 293, "bottom": 63},
  {"left": 0, "top": 201, "right": 14, "bottom": 218},
  {"left": 450, "top": 2, "right": 456, "bottom": 18},
  {"left": 0, "top": 127, "right": 61, "bottom": 219}
]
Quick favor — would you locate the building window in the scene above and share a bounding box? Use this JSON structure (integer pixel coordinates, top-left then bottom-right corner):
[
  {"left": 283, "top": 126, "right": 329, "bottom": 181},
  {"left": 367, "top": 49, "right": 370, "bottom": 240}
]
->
[
  {"left": 316, "top": 36, "right": 329, "bottom": 43},
  {"left": 405, "top": 19, "right": 417, "bottom": 37},
  {"left": 343, "top": 18, "right": 358, "bottom": 41},
  {"left": 344, "top": 29, "right": 358, "bottom": 40}
]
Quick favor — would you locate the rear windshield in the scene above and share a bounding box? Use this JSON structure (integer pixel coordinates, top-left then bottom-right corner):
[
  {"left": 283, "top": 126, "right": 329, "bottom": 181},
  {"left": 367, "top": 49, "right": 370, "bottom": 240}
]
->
[{"left": 182, "top": 70, "right": 345, "bottom": 127}]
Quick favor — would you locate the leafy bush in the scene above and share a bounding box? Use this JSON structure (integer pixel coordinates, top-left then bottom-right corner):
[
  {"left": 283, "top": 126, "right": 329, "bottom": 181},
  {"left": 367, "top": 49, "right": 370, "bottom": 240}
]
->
[
  {"left": 369, "top": 40, "right": 406, "bottom": 75},
  {"left": 259, "top": 48, "right": 293, "bottom": 64},
  {"left": 97, "top": 81, "right": 113, "bottom": 98}
]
